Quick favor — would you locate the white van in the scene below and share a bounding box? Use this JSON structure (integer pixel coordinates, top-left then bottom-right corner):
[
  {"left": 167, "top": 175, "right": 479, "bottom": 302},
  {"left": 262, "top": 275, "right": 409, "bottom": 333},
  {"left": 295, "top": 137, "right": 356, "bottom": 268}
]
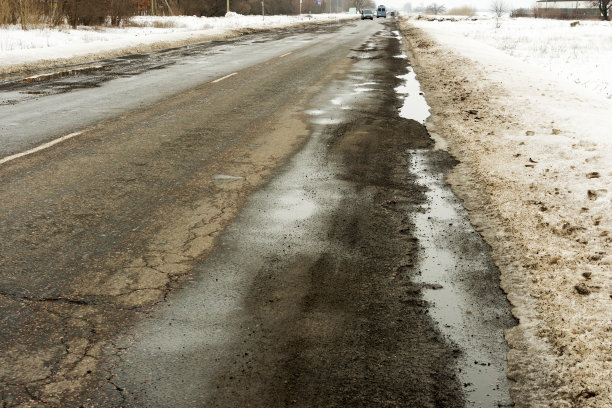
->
[{"left": 376, "top": 5, "right": 386, "bottom": 18}]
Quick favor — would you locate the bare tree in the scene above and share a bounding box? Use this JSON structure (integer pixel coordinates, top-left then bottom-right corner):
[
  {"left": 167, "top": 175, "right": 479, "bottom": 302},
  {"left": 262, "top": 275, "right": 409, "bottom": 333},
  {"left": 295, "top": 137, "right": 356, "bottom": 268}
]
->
[
  {"left": 16, "top": 0, "right": 41, "bottom": 28},
  {"left": 351, "top": 0, "right": 375, "bottom": 11},
  {"left": 490, "top": 0, "right": 507, "bottom": 17},
  {"left": 425, "top": 2, "right": 446, "bottom": 14},
  {"left": 0, "top": 0, "right": 43, "bottom": 28},
  {"left": 592, "top": 0, "right": 611, "bottom": 19},
  {"left": 108, "top": 0, "right": 137, "bottom": 25},
  {"left": 3, "top": 0, "right": 388, "bottom": 23}
]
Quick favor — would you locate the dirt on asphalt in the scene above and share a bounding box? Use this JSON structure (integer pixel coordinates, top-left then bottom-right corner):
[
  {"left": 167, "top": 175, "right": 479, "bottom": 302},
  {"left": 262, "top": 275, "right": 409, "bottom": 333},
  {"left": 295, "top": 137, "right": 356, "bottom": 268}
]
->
[
  {"left": 0, "top": 36, "right": 317, "bottom": 406},
  {"left": 86, "top": 23, "right": 470, "bottom": 407}
]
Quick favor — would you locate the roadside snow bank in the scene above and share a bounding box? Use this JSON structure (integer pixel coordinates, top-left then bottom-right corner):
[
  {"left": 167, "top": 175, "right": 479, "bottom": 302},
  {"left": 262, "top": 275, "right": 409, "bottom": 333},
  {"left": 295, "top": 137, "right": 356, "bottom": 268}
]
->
[
  {"left": 0, "top": 13, "right": 355, "bottom": 75},
  {"left": 419, "top": 16, "right": 612, "bottom": 99},
  {"left": 399, "top": 16, "right": 611, "bottom": 408}
]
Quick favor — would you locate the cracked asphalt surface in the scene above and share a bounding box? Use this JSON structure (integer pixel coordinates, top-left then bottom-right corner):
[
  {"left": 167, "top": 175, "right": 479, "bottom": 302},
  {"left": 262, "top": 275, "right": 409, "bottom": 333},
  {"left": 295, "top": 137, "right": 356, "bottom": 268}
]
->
[{"left": 0, "top": 19, "right": 514, "bottom": 407}]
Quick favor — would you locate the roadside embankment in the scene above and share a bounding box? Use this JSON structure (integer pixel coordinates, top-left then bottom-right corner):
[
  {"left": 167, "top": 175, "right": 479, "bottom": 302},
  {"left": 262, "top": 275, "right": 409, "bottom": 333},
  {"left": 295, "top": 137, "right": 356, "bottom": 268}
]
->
[{"left": 398, "top": 17, "right": 611, "bottom": 408}]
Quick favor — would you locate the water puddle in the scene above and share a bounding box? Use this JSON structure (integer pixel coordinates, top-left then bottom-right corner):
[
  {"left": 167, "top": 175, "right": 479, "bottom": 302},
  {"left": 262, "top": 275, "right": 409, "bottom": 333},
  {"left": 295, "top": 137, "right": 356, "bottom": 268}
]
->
[
  {"left": 270, "top": 192, "right": 318, "bottom": 223},
  {"left": 392, "top": 30, "right": 430, "bottom": 124},
  {"left": 391, "top": 26, "right": 513, "bottom": 405},
  {"left": 304, "top": 109, "right": 325, "bottom": 116},
  {"left": 311, "top": 117, "right": 343, "bottom": 125},
  {"left": 409, "top": 149, "right": 514, "bottom": 407},
  {"left": 212, "top": 174, "right": 243, "bottom": 181},
  {"left": 395, "top": 67, "right": 430, "bottom": 123}
]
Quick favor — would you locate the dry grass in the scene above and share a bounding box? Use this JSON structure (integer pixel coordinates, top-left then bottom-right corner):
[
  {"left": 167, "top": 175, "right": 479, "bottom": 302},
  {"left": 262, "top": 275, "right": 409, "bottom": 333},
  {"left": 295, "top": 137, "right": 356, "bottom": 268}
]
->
[
  {"left": 446, "top": 5, "right": 477, "bottom": 16},
  {"left": 19, "top": 0, "right": 42, "bottom": 28},
  {"left": 0, "top": 0, "right": 14, "bottom": 26},
  {"left": 2, "top": 0, "right": 140, "bottom": 28},
  {"left": 0, "top": 0, "right": 45, "bottom": 28}
]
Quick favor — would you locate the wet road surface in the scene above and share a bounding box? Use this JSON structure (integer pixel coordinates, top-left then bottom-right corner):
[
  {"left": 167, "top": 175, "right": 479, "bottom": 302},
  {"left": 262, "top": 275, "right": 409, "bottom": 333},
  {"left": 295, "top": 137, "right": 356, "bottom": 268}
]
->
[
  {"left": 0, "top": 19, "right": 515, "bottom": 407},
  {"left": 0, "top": 23, "right": 349, "bottom": 158}
]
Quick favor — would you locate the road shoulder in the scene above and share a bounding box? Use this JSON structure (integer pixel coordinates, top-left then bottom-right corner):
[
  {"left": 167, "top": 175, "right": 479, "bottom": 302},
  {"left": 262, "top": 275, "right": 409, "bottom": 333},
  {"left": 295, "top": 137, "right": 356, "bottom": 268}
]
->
[{"left": 398, "top": 19, "right": 612, "bottom": 408}]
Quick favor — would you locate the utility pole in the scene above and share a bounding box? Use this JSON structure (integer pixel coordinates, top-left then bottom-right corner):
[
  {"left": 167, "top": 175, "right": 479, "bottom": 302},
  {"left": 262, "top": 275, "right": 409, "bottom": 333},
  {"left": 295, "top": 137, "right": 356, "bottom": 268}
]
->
[{"left": 227, "top": 0, "right": 230, "bottom": 13}]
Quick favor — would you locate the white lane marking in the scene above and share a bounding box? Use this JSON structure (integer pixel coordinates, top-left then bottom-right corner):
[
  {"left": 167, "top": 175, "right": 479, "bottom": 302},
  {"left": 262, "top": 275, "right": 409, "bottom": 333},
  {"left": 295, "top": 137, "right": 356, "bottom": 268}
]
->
[
  {"left": 0, "top": 131, "right": 83, "bottom": 166},
  {"left": 211, "top": 72, "right": 237, "bottom": 83},
  {"left": 279, "top": 52, "right": 293, "bottom": 58}
]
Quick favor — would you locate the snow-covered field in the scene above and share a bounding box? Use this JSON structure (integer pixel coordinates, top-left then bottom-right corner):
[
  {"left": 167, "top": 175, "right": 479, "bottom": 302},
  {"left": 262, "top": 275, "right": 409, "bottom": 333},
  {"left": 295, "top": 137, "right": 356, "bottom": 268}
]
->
[
  {"left": 417, "top": 16, "right": 612, "bottom": 99},
  {"left": 401, "top": 15, "right": 611, "bottom": 407},
  {"left": 0, "top": 13, "right": 355, "bottom": 74}
]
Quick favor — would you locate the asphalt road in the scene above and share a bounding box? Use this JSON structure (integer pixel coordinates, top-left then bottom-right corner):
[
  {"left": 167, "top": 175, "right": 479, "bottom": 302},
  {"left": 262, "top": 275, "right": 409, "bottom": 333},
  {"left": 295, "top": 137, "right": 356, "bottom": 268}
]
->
[{"left": 0, "top": 19, "right": 515, "bottom": 407}]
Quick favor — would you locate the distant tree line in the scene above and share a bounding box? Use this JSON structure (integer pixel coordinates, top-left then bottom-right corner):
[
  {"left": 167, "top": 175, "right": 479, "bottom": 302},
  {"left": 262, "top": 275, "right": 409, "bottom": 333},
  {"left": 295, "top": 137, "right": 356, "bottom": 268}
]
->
[
  {"left": 153, "top": 0, "right": 374, "bottom": 16},
  {"left": 0, "top": 0, "right": 141, "bottom": 27},
  {"left": 0, "top": 0, "right": 369, "bottom": 28}
]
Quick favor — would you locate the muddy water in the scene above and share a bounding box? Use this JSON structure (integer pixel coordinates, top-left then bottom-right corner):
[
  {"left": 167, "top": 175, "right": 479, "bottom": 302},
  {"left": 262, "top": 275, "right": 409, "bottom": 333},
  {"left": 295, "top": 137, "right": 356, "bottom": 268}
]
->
[
  {"left": 408, "top": 148, "right": 515, "bottom": 407},
  {"left": 393, "top": 30, "right": 515, "bottom": 403}
]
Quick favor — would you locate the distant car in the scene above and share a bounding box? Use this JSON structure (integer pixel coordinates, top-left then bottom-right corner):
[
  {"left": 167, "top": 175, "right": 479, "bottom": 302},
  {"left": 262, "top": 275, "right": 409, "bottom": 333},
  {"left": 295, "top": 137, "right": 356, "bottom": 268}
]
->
[
  {"left": 376, "top": 5, "right": 386, "bottom": 17},
  {"left": 361, "top": 9, "right": 374, "bottom": 19}
]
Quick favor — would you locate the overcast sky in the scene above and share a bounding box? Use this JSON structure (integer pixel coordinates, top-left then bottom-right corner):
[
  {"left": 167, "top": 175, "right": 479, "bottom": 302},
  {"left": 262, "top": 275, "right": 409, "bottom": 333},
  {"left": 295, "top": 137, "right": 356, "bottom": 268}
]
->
[{"left": 381, "top": 0, "right": 536, "bottom": 11}]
